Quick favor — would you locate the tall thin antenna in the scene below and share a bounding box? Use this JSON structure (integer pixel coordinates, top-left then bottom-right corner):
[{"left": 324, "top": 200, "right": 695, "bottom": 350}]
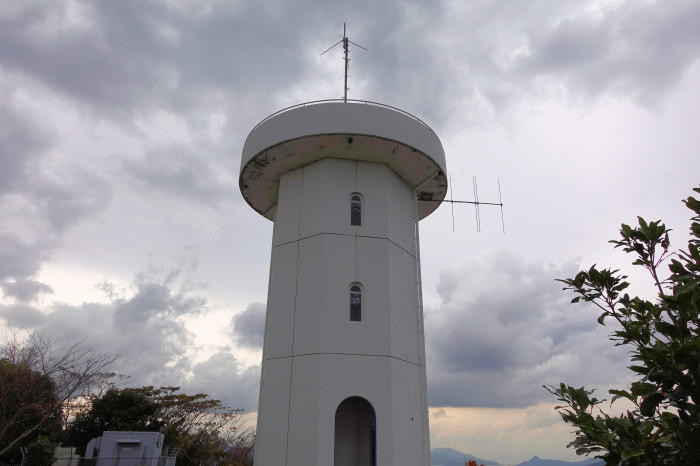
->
[
  {"left": 321, "top": 23, "right": 367, "bottom": 102},
  {"left": 472, "top": 176, "right": 481, "bottom": 232}
]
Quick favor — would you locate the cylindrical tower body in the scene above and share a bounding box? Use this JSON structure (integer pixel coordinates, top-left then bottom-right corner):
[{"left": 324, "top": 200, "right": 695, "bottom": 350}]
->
[{"left": 240, "top": 101, "right": 446, "bottom": 466}]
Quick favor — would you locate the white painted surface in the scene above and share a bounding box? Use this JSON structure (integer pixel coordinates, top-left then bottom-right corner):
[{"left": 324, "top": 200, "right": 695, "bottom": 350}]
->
[
  {"left": 240, "top": 102, "right": 447, "bottom": 220},
  {"left": 252, "top": 157, "right": 432, "bottom": 466},
  {"left": 84, "top": 431, "right": 166, "bottom": 466}
]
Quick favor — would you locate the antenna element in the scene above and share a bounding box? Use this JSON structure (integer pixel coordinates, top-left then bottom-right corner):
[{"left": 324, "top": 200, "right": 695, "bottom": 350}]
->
[
  {"left": 418, "top": 177, "right": 506, "bottom": 233},
  {"left": 321, "top": 23, "right": 367, "bottom": 102}
]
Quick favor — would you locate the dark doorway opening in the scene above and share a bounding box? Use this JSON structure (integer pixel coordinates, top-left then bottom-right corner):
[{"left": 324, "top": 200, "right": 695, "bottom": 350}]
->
[{"left": 334, "top": 396, "right": 376, "bottom": 466}]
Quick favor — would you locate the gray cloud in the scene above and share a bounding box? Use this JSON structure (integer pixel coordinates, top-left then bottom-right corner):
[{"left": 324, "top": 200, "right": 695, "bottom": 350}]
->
[
  {"left": 31, "top": 169, "right": 111, "bottom": 232},
  {"left": 0, "top": 105, "right": 49, "bottom": 193},
  {"left": 425, "top": 250, "right": 629, "bottom": 408},
  {"left": 0, "top": 303, "right": 46, "bottom": 328},
  {"left": 37, "top": 271, "right": 202, "bottom": 387},
  {"left": 516, "top": 0, "right": 700, "bottom": 105},
  {"left": 3, "top": 1, "right": 697, "bottom": 137},
  {"left": 0, "top": 0, "right": 700, "bottom": 131},
  {"left": 0, "top": 278, "right": 53, "bottom": 302},
  {"left": 2, "top": 259, "right": 259, "bottom": 410},
  {"left": 0, "top": 2, "right": 177, "bottom": 118},
  {"left": 123, "top": 144, "right": 238, "bottom": 205},
  {"left": 0, "top": 98, "right": 111, "bottom": 290},
  {"left": 230, "top": 302, "right": 266, "bottom": 349},
  {"left": 0, "top": 1, "right": 322, "bottom": 119},
  {"left": 186, "top": 349, "right": 260, "bottom": 411},
  {"left": 0, "top": 234, "right": 50, "bottom": 283}
]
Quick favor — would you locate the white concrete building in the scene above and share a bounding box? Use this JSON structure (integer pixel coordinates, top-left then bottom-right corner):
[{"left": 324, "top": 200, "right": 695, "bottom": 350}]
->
[
  {"left": 84, "top": 431, "right": 175, "bottom": 466},
  {"left": 240, "top": 101, "right": 447, "bottom": 466}
]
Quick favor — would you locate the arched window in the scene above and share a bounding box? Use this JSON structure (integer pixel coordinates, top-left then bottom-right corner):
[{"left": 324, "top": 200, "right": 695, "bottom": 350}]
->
[
  {"left": 350, "top": 283, "right": 362, "bottom": 322},
  {"left": 350, "top": 193, "right": 362, "bottom": 226}
]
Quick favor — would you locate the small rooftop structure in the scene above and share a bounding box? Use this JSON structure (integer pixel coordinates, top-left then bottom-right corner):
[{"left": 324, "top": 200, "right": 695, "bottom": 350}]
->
[{"left": 84, "top": 431, "right": 176, "bottom": 466}]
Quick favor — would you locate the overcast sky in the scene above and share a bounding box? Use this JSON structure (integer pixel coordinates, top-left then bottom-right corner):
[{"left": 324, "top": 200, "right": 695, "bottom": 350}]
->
[{"left": 1, "top": 0, "right": 699, "bottom": 463}]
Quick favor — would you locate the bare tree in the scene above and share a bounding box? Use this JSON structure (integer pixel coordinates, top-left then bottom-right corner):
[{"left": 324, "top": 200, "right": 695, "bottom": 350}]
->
[{"left": 0, "top": 330, "right": 115, "bottom": 458}]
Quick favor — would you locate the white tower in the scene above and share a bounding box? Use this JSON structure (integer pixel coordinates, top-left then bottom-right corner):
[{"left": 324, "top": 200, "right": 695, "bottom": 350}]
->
[{"left": 240, "top": 101, "right": 447, "bottom": 466}]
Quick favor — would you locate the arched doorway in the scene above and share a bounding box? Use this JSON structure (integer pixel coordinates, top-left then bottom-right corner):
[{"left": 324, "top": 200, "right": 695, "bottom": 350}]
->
[{"left": 334, "top": 396, "right": 376, "bottom": 466}]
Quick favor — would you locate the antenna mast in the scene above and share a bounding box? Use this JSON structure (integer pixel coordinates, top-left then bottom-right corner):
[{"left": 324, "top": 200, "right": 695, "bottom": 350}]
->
[
  {"left": 321, "top": 23, "right": 367, "bottom": 102},
  {"left": 343, "top": 23, "right": 349, "bottom": 102}
]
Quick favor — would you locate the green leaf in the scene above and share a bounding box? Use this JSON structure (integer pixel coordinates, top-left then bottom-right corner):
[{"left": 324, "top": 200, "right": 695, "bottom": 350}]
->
[
  {"left": 621, "top": 449, "right": 645, "bottom": 460},
  {"left": 628, "top": 365, "right": 649, "bottom": 375},
  {"left": 676, "top": 281, "right": 698, "bottom": 297},
  {"left": 631, "top": 382, "right": 656, "bottom": 397},
  {"left": 654, "top": 321, "right": 678, "bottom": 338},
  {"left": 640, "top": 392, "right": 664, "bottom": 417},
  {"left": 609, "top": 389, "right": 633, "bottom": 403}
]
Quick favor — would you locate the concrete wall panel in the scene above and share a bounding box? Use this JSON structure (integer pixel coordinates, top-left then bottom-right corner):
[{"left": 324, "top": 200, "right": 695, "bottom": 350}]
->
[
  {"left": 255, "top": 158, "right": 430, "bottom": 466},
  {"left": 253, "top": 358, "right": 292, "bottom": 466},
  {"left": 293, "top": 235, "right": 324, "bottom": 355},
  {"left": 273, "top": 169, "right": 302, "bottom": 246},
  {"left": 264, "top": 242, "right": 298, "bottom": 359},
  {"left": 286, "top": 355, "right": 321, "bottom": 466}
]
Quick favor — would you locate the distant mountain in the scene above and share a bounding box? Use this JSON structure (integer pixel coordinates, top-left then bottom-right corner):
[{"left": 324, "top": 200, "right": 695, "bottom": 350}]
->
[
  {"left": 516, "top": 456, "right": 603, "bottom": 466},
  {"left": 430, "top": 448, "right": 604, "bottom": 466},
  {"left": 431, "top": 447, "right": 499, "bottom": 466}
]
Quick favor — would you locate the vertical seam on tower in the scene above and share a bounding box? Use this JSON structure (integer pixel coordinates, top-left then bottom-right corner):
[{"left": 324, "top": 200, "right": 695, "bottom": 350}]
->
[
  {"left": 285, "top": 167, "right": 303, "bottom": 466},
  {"left": 355, "top": 160, "right": 359, "bottom": 281},
  {"left": 414, "top": 198, "right": 431, "bottom": 464}
]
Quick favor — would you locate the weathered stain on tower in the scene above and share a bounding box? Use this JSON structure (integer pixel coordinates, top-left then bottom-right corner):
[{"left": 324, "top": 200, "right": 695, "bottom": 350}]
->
[{"left": 240, "top": 100, "right": 447, "bottom": 466}]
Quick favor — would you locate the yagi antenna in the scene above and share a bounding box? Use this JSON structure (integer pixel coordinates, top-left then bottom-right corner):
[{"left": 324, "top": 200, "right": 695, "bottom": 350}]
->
[
  {"left": 421, "top": 177, "right": 506, "bottom": 233},
  {"left": 321, "top": 23, "right": 367, "bottom": 102}
]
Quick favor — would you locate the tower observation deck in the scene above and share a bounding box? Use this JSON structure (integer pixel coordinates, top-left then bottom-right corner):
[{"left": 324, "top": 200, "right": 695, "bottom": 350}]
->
[{"left": 240, "top": 100, "right": 447, "bottom": 466}]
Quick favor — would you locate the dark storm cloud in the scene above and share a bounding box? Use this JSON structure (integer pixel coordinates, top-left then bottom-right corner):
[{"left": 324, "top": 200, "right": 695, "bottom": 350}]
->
[
  {"left": 425, "top": 251, "right": 629, "bottom": 408},
  {"left": 229, "top": 302, "right": 266, "bottom": 349}
]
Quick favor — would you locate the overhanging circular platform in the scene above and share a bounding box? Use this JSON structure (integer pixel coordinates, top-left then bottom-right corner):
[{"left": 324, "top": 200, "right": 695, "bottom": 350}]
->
[{"left": 240, "top": 100, "right": 448, "bottom": 220}]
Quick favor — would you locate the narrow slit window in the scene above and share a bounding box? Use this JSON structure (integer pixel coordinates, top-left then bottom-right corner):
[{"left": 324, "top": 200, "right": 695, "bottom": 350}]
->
[
  {"left": 350, "top": 193, "right": 362, "bottom": 226},
  {"left": 350, "top": 283, "right": 362, "bottom": 322}
]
